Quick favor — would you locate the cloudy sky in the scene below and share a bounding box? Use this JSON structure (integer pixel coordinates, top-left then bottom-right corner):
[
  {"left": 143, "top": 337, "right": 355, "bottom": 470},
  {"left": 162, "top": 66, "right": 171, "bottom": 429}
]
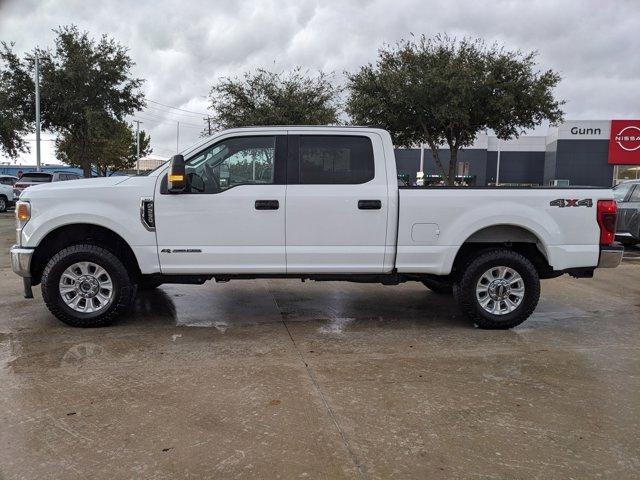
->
[{"left": 1, "top": 0, "right": 639, "bottom": 164}]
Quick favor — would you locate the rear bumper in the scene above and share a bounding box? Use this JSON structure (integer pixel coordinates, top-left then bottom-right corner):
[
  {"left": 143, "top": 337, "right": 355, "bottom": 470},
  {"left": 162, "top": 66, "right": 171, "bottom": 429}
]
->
[
  {"left": 598, "top": 243, "right": 624, "bottom": 268},
  {"left": 10, "top": 245, "right": 33, "bottom": 277}
]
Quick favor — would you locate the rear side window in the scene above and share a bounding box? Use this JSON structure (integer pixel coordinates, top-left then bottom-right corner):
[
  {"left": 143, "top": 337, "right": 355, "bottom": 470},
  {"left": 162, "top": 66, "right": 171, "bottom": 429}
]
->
[
  {"left": 629, "top": 185, "right": 640, "bottom": 202},
  {"left": 613, "top": 182, "right": 633, "bottom": 202},
  {"left": 298, "top": 136, "right": 374, "bottom": 184},
  {"left": 20, "top": 173, "right": 52, "bottom": 183}
]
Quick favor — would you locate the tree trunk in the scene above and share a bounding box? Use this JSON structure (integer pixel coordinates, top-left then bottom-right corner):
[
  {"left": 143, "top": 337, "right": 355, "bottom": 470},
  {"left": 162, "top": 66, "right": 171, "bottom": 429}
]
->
[
  {"left": 447, "top": 148, "right": 458, "bottom": 186},
  {"left": 81, "top": 158, "right": 92, "bottom": 178}
]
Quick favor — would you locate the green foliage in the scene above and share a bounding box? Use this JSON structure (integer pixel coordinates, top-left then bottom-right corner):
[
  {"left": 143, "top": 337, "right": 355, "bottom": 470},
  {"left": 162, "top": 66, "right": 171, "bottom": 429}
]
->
[
  {"left": 208, "top": 68, "right": 341, "bottom": 131},
  {"left": 56, "top": 120, "right": 151, "bottom": 176},
  {"left": 0, "top": 42, "right": 34, "bottom": 158},
  {"left": 347, "top": 34, "right": 564, "bottom": 185},
  {"left": 0, "top": 25, "right": 145, "bottom": 176}
]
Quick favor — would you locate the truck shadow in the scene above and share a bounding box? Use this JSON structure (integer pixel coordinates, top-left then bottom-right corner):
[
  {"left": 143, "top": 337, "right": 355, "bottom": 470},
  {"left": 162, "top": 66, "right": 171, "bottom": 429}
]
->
[{"left": 119, "top": 281, "right": 473, "bottom": 331}]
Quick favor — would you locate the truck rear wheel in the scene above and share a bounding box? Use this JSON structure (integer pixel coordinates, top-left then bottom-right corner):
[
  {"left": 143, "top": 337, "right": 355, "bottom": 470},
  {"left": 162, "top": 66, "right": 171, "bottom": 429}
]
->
[
  {"left": 454, "top": 249, "right": 540, "bottom": 329},
  {"left": 41, "top": 244, "right": 136, "bottom": 327}
]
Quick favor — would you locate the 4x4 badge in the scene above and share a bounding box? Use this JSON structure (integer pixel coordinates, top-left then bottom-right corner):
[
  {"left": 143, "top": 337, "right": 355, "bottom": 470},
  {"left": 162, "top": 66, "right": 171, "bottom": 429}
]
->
[{"left": 550, "top": 199, "right": 593, "bottom": 208}]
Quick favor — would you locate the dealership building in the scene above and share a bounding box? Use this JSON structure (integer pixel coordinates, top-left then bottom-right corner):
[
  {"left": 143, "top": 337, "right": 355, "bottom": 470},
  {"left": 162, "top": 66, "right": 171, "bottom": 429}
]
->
[{"left": 395, "top": 120, "right": 640, "bottom": 187}]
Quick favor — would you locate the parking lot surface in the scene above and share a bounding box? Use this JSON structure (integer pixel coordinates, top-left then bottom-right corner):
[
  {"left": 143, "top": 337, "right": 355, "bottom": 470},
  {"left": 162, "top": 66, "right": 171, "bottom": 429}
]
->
[{"left": 0, "top": 213, "right": 639, "bottom": 479}]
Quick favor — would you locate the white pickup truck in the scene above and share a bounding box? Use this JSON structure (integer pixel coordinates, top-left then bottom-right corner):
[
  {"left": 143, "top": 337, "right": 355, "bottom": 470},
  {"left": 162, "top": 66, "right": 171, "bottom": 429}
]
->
[{"left": 10, "top": 127, "right": 623, "bottom": 329}]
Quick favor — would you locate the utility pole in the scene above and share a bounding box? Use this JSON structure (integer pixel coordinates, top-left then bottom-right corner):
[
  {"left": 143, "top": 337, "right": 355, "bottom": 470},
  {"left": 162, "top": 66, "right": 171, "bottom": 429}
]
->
[
  {"left": 204, "top": 117, "right": 213, "bottom": 136},
  {"left": 495, "top": 138, "right": 501, "bottom": 186},
  {"left": 34, "top": 51, "right": 41, "bottom": 172},
  {"left": 176, "top": 121, "right": 180, "bottom": 153},
  {"left": 134, "top": 120, "right": 143, "bottom": 174}
]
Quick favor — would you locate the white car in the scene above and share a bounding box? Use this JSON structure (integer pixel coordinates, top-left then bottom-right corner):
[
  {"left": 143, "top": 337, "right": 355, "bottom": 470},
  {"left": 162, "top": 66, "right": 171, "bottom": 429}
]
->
[
  {"left": 0, "top": 183, "right": 15, "bottom": 212},
  {"left": 10, "top": 126, "right": 623, "bottom": 329}
]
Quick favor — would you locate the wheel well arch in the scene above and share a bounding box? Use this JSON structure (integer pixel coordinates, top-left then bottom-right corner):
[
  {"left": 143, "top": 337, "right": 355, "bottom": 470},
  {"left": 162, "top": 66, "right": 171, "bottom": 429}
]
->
[
  {"left": 30, "top": 223, "right": 141, "bottom": 285},
  {"left": 452, "top": 224, "right": 556, "bottom": 279}
]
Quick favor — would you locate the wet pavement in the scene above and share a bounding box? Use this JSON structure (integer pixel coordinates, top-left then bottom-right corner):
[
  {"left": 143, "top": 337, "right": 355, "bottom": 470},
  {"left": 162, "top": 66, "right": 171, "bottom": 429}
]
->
[{"left": 0, "top": 213, "right": 639, "bottom": 479}]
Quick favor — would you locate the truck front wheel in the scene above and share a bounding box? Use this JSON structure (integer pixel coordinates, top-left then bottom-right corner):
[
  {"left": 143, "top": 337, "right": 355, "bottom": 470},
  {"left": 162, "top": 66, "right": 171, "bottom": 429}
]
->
[
  {"left": 454, "top": 249, "right": 540, "bottom": 329},
  {"left": 41, "top": 244, "right": 136, "bottom": 327}
]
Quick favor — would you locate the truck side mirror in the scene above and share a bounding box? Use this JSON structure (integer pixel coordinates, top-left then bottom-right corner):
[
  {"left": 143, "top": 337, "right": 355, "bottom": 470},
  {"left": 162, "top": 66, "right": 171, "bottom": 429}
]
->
[{"left": 167, "top": 155, "right": 187, "bottom": 193}]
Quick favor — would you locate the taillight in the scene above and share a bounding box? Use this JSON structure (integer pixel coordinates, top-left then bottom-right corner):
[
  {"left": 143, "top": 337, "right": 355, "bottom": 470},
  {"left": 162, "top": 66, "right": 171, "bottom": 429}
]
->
[{"left": 597, "top": 200, "right": 617, "bottom": 245}]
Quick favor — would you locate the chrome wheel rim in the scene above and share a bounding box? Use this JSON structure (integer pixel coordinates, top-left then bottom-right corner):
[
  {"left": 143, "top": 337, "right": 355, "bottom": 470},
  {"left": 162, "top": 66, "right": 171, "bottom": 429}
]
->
[
  {"left": 476, "top": 266, "right": 525, "bottom": 315},
  {"left": 59, "top": 261, "right": 114, "bottom": 313}
]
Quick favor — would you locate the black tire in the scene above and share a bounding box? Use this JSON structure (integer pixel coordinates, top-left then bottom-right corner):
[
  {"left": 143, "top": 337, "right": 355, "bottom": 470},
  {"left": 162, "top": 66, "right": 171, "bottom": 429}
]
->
[
  {"left": 0, "top": 196, "right": 7, "bottom": 213},
  {"left": 41, "top": 244, "right": 136, "bottom": 327},
  {"left": 421, "top": 278, "right": 453, "bottom": 294},
  {"left": 454, "top": 249, "right": 540, "bottom": 329}
]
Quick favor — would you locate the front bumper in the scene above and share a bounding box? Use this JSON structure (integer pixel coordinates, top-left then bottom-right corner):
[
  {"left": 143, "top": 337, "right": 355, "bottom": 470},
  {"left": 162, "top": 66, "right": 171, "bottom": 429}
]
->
[
  {"left": 10, "top": 245, "right": 34, "bottom": 277},
  {"left": 598, "top": 243, "right": 624, "bottom": 268},
  {"left": 10, "top": 245, "right": 34, "bottom": 299}
]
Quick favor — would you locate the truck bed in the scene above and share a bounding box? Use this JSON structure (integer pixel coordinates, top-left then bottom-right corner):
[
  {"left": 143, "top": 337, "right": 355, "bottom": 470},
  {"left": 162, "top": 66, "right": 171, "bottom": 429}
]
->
[{"left": 395, "top": 186, "right": 613, "bottom": 275}]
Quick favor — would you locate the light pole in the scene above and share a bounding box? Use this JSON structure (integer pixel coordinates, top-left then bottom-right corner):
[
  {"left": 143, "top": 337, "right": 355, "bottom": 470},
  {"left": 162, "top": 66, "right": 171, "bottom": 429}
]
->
[
  {"left": 495, "top": 138, "right": 501, "bottom": 186},
  {"left": 34, "top": 51, "right": 41, "bottom": 172},
  {"left": 134, "top": 120, "right": 143, "bottom": 174}
]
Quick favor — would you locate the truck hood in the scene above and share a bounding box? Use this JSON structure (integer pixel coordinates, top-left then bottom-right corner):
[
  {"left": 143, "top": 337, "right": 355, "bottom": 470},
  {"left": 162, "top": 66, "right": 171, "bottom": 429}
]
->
[{"left": 19, "top": 175, "right": 140, "bottom": 201}]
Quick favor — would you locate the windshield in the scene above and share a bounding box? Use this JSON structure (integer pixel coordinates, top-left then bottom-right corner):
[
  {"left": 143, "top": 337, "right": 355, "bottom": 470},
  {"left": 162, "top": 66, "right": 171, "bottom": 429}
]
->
[
  {"left": 19, "top": 173, "right": 52, "bottom": 183},
  {"left": 613, "top": 182, "right": 633, "bottom": 202}
]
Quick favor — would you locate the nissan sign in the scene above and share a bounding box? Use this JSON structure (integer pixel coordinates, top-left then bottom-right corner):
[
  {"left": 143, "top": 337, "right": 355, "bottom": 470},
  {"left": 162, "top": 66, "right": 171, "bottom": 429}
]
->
[{"left": 608, "top": 120, "right": 640, "bottom": 164}]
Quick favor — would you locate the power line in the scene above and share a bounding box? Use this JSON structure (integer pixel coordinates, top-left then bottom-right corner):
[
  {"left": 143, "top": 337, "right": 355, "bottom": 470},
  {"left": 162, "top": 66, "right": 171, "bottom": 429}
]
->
[
  {"left": 146, "top": 99, "right": 209, "bottom": 116},
  {"left": 131, "top": 113, "right": 203, "bottom": 128},
  {"left": 142, "top": 104, "right": 203, "bottom": 119},
  {"left": 133, "top": 111, "right": 201, "bottom": 126}
]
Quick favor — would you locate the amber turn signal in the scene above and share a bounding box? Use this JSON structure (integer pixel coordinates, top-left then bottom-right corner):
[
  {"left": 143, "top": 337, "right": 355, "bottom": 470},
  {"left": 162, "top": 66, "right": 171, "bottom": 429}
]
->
[
  {"left": 168, "top": 174, "right": 184, "bottom": 183},
  {"left": 16, "top": 202, "right": 30, "bottom": 222}
]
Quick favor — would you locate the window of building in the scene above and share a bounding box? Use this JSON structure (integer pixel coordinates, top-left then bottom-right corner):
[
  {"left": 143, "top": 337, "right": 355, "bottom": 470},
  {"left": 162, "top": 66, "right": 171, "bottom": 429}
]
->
[
  {"left": 613, "top": 165, "right": 640, "bottom": 185},
  {"left": 299, "top": 136, "right": 374, "bottom": 184}
]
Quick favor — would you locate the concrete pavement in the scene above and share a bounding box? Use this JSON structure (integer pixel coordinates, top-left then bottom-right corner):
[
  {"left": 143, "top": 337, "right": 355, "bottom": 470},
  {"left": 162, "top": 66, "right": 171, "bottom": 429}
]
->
[{"left": 0, "top": 213, "right": 639, "bottom": 479}]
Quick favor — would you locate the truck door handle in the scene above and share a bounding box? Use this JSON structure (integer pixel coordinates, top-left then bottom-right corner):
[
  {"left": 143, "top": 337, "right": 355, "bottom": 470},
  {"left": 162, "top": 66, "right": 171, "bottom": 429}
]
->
[
  {"left": 358, "top": 200, "right": 382, "bottom": 210},
  {"left": 255, "top": 200, "right": 279, "bottom": 210}
]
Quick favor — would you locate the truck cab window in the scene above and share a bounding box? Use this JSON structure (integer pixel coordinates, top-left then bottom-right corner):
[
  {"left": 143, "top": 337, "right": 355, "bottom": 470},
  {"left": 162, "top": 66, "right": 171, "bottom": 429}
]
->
[
  {"left": 298, "top": 135, "right": 374, "bottom": 184},
  {"left": 185, "top": 136, "right": 276, "bottom": 193}
]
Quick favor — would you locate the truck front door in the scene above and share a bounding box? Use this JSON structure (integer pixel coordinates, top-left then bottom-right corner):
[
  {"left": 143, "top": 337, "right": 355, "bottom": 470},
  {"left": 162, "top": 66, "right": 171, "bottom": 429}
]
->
[{"left": 154, "top": 133, "right": 287, "bottom": 274}]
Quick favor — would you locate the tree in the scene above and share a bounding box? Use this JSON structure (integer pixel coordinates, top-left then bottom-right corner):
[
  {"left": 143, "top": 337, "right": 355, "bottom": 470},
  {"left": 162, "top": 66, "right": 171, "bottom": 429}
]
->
[
  {"left": 347, "top": 34, "right": 564, "bottom": 185},
  {"left": 207, "top": 68, "right": 341, "bottom": 132},
  {"left": 56, "top": 119, "right": 151, "bottom": 176},
  {"left": 0, "top": 25, "right": 145, "bottom": 176},
  {"left": 0, "top": 42, "right": 34, "bottom": 158}
]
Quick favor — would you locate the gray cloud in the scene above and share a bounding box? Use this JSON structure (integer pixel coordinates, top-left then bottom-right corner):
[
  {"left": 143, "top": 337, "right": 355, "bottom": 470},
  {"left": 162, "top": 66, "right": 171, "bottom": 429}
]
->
[{"left": 1, "top": 0, "right": 638, "bottom": 163}]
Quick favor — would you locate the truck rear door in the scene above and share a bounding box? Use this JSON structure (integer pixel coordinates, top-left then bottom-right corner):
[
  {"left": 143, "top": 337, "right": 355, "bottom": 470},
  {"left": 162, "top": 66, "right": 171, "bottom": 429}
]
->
[{"left": 285, "top": 132, "right": 389, "bottom": 273}]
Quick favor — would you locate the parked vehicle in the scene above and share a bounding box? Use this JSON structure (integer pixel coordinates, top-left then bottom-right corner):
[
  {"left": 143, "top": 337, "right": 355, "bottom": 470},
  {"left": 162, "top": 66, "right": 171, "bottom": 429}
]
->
[
  {"left": 613, "top": 180, "right": 640, "bottom": 246},
  {"left": 10, "top": 127, "right": 623, "bottom": 329},
  {"left": 0, "top": 182, "right": 16, "bottom": 212},
  {"left": 0, "top": 175, "right": 19, "bottom": 187},
  {"left": 13, "top": 171, "right": 81, "bottom": 198}
]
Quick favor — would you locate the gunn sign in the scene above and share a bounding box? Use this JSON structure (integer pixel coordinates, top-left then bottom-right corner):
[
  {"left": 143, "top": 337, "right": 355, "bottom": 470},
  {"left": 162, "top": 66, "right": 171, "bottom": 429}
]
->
[{"left": 608, "top": 120, "right": 640, "bottom": 164}]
